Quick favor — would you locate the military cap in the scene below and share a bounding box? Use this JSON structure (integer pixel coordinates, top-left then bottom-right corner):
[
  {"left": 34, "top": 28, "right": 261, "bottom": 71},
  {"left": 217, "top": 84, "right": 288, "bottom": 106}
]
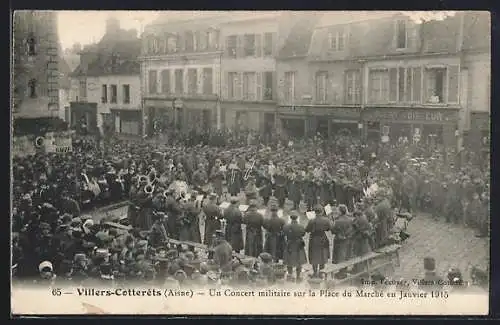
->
[
  {"left": 270, "top": 204, "right": 278, "bottom": 212},
  {"left": 289, "top": 212, "right": 299, "bottom": 221},
  {"left": 424, "top": 257, "right": 436, "bottom": 271},
  {"left": 215, "top": 230, "right": 225, "bottom": 238},
  {"left": 313, "top": 204, "right": 324, "bottom": 214},
  {"left": 230, "top": 196, "right": 239, "bottom": 204},
  {"left": 71, "top": 217, "right": 82, "bottom": 226},
  {"left": 258, "top": 252, "right": 273, "bottom": 263},
  {"left": 38, "top": 261, "right": 53, "bottom": 273},
  {"left": 166, "top": 249, "right": 178, "bottom": 259},
  {"left": 95, "top": 248, "right": 111, "bottom": 258},
  {"left": 74, "top": 253, "right": 87, "bottom": 262}
]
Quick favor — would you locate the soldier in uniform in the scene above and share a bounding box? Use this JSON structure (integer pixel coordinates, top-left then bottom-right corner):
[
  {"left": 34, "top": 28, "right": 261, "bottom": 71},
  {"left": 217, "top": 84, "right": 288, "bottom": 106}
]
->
[
  {"left": 223, "top": 197, "right": 244, "bottom": 253},
  {"left": 419, "top": 257, "right": 444, "bottom": 292},
  {"left": 257, "top": 168, "right": 273, "bottom": 207},
  {"left": 212, "top": 230, "right": 233, "bottom": 273},
  {"left": 227, "top": 162, "right": 242, "bottom": 198},
  {"left": 209, "top": 159, "right": 224, "bottom": 198},
  {"left": 283, "top": 212, "right": 307, "bottom": 282},
  {"left": 351, "top": 210, "right": 373, "bottom": 264},
  {"left": 304, "top": 172, "right": 318, "bottom": 211},
  {"left": 263, "top": 204, "right": 286, "bottom": 262},
  {"left": 242, "top": 200, "right": 264, "bottom": 258},
  {"left": 179, "top": 193, "right": 202, "bottom": 245},
  {"left": 192, "top": 163, "right": 208, "bottom": 194},
  {"left": 59, "top": 191, "right": 81, "bottom": 218},
  {"left": 273, "top": 168, "right": 287, "bottom": 209},
  {"left": 287, "top": 171, "right": 303, "bottom": 211},
  {"left": 244, "top": 176, "right": 258, "bottom": 203},
  {"left": 203, "top": 193, "right": 222, "bottom": 247},
  {"left": 331, "top": 204, "right": 354, "bottom": 277},
  {"left": 164, "top": 189, "right": 181, "bottom": 239},
  {"left": 149, "top": 211, "right": 168, "bottom": 248},
  {"left": 305, "top": 204, "right": 332, "bottom": 278},
  {"left": 374, "top": 192, "right": 393, "bottom": 249}
]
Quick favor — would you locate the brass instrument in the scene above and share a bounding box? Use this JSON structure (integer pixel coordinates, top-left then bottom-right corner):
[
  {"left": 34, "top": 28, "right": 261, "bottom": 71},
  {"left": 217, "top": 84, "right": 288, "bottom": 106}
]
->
[
  {"left": 144, "top": 183, "right": 155, "bottom": 195},
  {"left": 35, "top": 136, "right": 45, "bottom": 148},
  {"left": 163, "top": 190, "right": 169, "bottom": 199},
  {"left": 230, "top": 168, "right": 236, "bottom": 184},
  {"left": 148, "top": 170, "right": 158, "bottom": 184},
  {"left": 137, "top": 174, "right": 149, "bottom": 187},
  {"left": 243, "top": 159, "right": 256, "bottom": 181}
]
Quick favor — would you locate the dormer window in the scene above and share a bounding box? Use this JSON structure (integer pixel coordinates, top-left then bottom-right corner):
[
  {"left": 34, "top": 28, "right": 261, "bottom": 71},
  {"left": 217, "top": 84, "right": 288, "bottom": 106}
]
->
[
  {"left": 28, "top": 79, "right": 37, "bottom": 98},
  {"left": 26, "top": 33, "right": 37, "bottom": 56},
  {"left": 396, "top": 19, "right": 408, "bottom": 49},
  {"left": 328, "top": 30, "right": 345, "bottom": 51}
]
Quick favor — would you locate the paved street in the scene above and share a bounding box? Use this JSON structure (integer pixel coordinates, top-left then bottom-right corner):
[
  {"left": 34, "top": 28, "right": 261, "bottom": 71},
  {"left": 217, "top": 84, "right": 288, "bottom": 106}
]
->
[{"left": 90, "top": 198, "right": 489, "bottom": 282}]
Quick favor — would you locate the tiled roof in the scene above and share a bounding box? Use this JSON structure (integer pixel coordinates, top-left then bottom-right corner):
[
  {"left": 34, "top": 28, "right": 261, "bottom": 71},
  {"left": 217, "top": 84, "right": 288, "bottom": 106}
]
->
[{"left": 278, "top": 14, "right": 320, "bottom": 59}]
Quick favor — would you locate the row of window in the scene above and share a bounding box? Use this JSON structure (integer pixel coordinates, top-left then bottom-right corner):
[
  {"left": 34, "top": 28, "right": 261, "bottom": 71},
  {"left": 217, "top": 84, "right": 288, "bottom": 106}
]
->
[
  {"left": 146, "top": 29, "right": 220, "bottom": 55},
  {"left": 282, "top": 65, "right": 459, "bottom": 105},
  {"left": 227, "top": 71, "right": 274, "bottom": 101},
  {"left": 226, "top": 33, "right": 275, "bottom": 58},
  {"left": 101, "top": 84, "right": 131, "bottom": 104},
  {"left": 327, "top": 19, "right": 409, "bottom": 52},
  {"left": 148, "top": 68, "right": 214, "bottom": 96}
]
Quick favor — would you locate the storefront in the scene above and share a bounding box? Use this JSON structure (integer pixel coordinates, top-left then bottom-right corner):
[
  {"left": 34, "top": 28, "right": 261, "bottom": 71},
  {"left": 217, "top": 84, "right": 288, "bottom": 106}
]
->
[
  {"left": 110, "top": 109, "right": 142, "bottom": 135},
  {"left": 69, "top": 102, "right": 98, "bottom": 134},
  {"left": 469, "top": 111, "right": 490, "bottom": 152},
  {"left": 361, "top": 107, "right": 459, "bottom": 147},
  {"left": 144, "top": 97, "right": 217, "bottom": 135},
  {"left": 277, "top": 106, "right": 361, "bottom": 139},
  {"left": 223, "top": 102, "right": 277, "bottom": 134}
]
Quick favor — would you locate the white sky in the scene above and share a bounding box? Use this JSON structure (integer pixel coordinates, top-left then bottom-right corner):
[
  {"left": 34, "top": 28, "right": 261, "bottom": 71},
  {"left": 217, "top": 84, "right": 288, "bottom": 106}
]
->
[{"left": 56, "top": 10, "right": 457, "bottom": 51}]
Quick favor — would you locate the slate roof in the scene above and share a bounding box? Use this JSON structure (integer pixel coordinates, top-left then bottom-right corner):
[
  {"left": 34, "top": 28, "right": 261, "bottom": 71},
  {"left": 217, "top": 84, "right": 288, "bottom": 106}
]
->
[
  {"left": 277, "top": 14, "right": 320, "bottom": 59},
  {"left": 71, "top": 32, "right": 141, "bottom": 77}
]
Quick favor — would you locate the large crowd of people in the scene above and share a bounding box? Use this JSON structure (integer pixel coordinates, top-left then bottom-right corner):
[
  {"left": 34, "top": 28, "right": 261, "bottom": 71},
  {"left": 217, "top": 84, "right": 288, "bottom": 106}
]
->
[{"left": 11, "top": 127, "right": 490, "bottom": 290}]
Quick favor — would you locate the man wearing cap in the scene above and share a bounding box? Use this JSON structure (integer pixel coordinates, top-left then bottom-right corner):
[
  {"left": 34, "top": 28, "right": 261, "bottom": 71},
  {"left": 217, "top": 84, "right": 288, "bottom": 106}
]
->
[
  {"left": 283, "top": 212, "right": 307, "bottom": 281},
  {"left": 164, "top": 188, "right": 180, "bottom": 239},
  {"left": 263, "top": 204, "right": 286, "bottom": 262},
  {"left": 374, "top": 193, "right": 392, "bottom": 249},
  {"left": 209, "top": 159, "right": 224, "bottom": 198},
  {"left": 227, "top": 163, "right": 242, "bottom": 197},
  {"left": 203, "top": 193, "right": 222, "bottom": 247},
  {"left": 212, "top": 230, "right": 233, "bottom": 273},
  {"left": 287, "top": 171, "right": 302, "bottom": 211},
  {"left": 242, "top": 200, "right": 264, "bottom": 258},
  {"left": 273, "top": 168, "right": 287, "bottom": 209},
  {"left": 305, "top": 204, "right": 333, "bottom": 278},
  {"left": 35, "top": 260, "right": 56, "bottom": 285},
  {"left": 419, "top": 257, "right": 444, "bottom": 292},
  {"left": 223, "top": 197, "right": 244, "bottom": 253},
  {"left": 258, "top": 169, "right": 273, "bottom": 207},
  {"left": 59, "top": 191, "right": 81, "bottom": 218},
  {"left": 179, "top": 193, "right": 202, "bottom": 246}
]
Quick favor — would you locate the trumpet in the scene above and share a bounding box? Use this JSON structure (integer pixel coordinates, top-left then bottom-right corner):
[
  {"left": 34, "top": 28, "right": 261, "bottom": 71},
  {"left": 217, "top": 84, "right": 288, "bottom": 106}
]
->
[
  {"left": 148, "top": 170, "right": 157, "bottom": 184},
  {"left": 243, "top": 159, "right": 256, "bottom": 181},
  {"left": 163, "top": 190, "right": 169, "bottom": 199}
]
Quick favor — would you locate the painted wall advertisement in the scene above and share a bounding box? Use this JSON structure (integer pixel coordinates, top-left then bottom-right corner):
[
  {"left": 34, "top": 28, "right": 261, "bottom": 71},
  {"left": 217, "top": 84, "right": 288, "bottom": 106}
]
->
[{"left": 44, "top": 131, "right": 74, "bottom": 153}]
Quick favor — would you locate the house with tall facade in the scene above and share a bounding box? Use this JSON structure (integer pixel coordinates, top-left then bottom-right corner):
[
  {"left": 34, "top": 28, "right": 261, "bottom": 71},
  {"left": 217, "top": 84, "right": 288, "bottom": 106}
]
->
[
  {"left": 70, "top": 17, "right": 142, "bottom": 135},
  {"left": 12, "top": 10, "right": 62, "bottom": 135},
  {"left": 276, "top": 11, "right": 490, "bottom": 149},
  {"left": 139, "top": 12, "right": 301, "bottom": 138}
]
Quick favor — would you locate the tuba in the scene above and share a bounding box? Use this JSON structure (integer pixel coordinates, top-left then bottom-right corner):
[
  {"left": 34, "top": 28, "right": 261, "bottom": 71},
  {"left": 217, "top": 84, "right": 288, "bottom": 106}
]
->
[
  {"left": 148, "top": 170, "right": 158, "bottom": 184},
  {"left": 35, "top": 136, "right": 45, "bottom": 148},
  {"left": 144, "top": 183, "right": 155, "bottom": 195}
]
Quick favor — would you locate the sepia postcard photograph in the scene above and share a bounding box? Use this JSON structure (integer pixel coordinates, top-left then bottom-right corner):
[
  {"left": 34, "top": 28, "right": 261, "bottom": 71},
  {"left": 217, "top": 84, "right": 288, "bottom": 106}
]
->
[{"left": 10, "top": 10, "right": 490, "bottom": 316}]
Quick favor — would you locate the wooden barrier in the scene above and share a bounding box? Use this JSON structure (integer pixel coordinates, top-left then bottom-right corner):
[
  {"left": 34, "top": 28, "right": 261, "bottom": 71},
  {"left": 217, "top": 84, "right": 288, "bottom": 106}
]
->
[{"left": 320, "top": 244, "right": 402, "bottom": 285}]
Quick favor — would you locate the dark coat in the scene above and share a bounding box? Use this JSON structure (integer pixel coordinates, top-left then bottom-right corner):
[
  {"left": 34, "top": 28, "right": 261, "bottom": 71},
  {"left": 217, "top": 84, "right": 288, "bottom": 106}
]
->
[
  {"left": 332, "top": 214, "right": 354, "bottom": 264},
  {"left": 258, "top": 176, "right": 273, "bottom": 199},
  {"left": 305, "top": 215, "right": 332, "bottom": 265},
  {"left": 287, "top": 180, "right": 302, "bottom": 204},
  {"left": 227, "top": 169, "right": 242, "bottom": 196},
  {"left": 223, "top": 205, "right": 244, "bottom": 252},
  {"left": 243, "top": 208, "right": 264, "bottom": 257},
  {"left": 283, "top": 221, "right": 307, "bottom": 267},
  {"left": 203, "top": 201, "right": 222, "bottom": 246},
  {"left": 263, "top": 213, "right": 286, "bottom": 260},
  {"left": 352, "top": 214, "right": 373, "bottom": 257},
  {"left": 273, "top": 175, "right": 287, "bottom": 201},
  {"left": 179, "top": 201, "right": 201, "bottom": 243},
  {"left": 60, "top": 198, "right": 81, "bottom": 217},
  {"left": 209, "top": 167, "right": 224, "bottom": 197},
  {"left": 214, "top": 240, "right": 233, "bottom": 272},
  {"left": 374, "top": 198, "right": 392, "bottom": 247}
]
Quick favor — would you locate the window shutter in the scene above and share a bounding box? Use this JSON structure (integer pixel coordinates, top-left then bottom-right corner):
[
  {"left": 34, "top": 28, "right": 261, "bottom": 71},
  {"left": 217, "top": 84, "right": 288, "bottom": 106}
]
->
[
  {"left": 256, "top": 72, "right": 262, "bottom": 100},
  {"left": 197, "top": 68, "right": 203, "bottom": 94},
  {"left": 272, "top": 72, "right": 278, "bottom": 101},
  {"left": 447, "top": 65, "right": 460, "bottom": 104},
  {"left": 271, "top": 32, "right": 277, "bottom": 56},
  {"left": 237, "top": 35, "right": 245, "bottom": 58},
  {"left": 236, "top": 72, "right": 243, "bottom": 99},
  {"left": 255, "top": 34, "right": 262, "bottom": 57},
  {"left": 412, "top": 67, "right": 422, "bottom": 102},
  {"left": 389, "top": 68, "right": 398, "bottom": 102},
  {"left": 223, "top": 72, "right": 229, "bottom": 99}
]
